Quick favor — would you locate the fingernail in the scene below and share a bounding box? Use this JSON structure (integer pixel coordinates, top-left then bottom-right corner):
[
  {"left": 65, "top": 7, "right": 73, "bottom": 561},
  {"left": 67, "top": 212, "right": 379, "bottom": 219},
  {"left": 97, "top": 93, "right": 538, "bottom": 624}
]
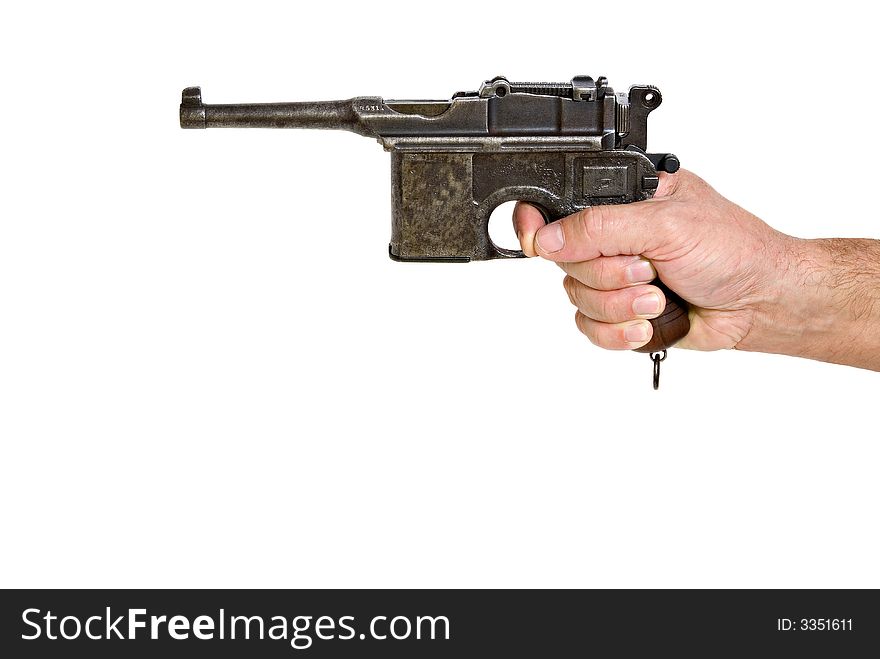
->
[
  {"left": 624, "top": 321, "right": 650, "bottom": 344},
  {"left": 625, "top": 259, "right": 655, "bottom": 283},
  {"left": 535, "top": 222, "right": 564, "bottom": 253},
  {"left": 632, "top": 293, "right": 662, "bottom": 316}
]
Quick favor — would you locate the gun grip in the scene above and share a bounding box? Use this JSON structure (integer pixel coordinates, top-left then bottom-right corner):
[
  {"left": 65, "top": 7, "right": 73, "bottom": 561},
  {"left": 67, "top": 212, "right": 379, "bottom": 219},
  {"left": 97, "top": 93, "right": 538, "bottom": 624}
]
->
[{"left": 633, "top": 279, "right": 690, "bottom": 353}]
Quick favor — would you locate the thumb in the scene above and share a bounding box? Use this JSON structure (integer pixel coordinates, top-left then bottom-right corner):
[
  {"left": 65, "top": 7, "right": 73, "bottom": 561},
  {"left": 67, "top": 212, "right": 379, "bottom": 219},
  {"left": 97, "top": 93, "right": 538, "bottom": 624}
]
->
[
  {"left": 531, "top": 170, "right": 684, "bottom": 262},
  {"left": 532, "top": 198, "right": 668, "bottom": 262},
  {"left": 512, "top": 202, "right": 545, "bottom": 257}
]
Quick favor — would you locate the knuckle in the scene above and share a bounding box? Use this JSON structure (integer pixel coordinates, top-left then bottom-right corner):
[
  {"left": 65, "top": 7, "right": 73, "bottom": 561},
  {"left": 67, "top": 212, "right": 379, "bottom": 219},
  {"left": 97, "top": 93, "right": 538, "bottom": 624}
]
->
[
  {"left": 606, "top": 324, "right": 635, "bottom": 350},
  {"left": 577, "top": 205, "right": 613, "bottom": 245},
  {"left": 579, "top": 256, "right": 629, "bottom": 290},
  {"left": 563, "top": 275, "right": 579, "bottom": 304},
  {"left": 595, "top": 323, "right": 624, "bottom": 350},
  {"left": 573, "top": 207, "right": 592, "bottom": 235},
  {"left": 654, "top": 210, "right": 681, "bottom": 241},
  {"left": 574, "top": 309, "right": 587, "bottom": 333},
  {"left": 598, "top": 292, "right": 617, "bottom": 321},
  {"left": 566, "top": 277, "right": 593, "bottom": 315},
  {"left": 575, "top": 206, "right": 598, "bottom": 241},
  {"left": 593, "top": 325, "right": 618, "bottom": 350},
  {"left": 658, "top": 171, "right": 683, "bottom": 197},
  {"left": 678, "top": 169, "right": 711, "bottom": 199},
  {"left": 575, "top": 312, "right": 601, "bottom": 346},
  {"left": 592, "top": 258, "right": 611, "bottom": 287},
  {"left": 576, "top": 312, "right": 634, "bottom": 351}
]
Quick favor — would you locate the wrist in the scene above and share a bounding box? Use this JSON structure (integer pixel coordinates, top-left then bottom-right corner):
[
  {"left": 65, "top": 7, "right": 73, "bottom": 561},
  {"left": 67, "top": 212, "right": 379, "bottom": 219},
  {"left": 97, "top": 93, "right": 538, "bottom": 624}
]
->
[{"left": 739, "top": 236, "right": 880, "bottom": 368}]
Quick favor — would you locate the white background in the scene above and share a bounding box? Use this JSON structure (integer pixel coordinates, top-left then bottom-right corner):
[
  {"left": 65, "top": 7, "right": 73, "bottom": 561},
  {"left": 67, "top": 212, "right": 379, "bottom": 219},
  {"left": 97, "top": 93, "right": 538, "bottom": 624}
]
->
[{"left": 1, "top": 1, "right": 878, "bottom": 588}]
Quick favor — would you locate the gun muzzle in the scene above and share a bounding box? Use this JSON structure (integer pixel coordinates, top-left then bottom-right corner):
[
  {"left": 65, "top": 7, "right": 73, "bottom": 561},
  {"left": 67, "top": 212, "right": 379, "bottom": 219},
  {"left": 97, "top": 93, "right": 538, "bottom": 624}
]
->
[{"left": 179, "top": 86, "right": 363, "bottom": 132}]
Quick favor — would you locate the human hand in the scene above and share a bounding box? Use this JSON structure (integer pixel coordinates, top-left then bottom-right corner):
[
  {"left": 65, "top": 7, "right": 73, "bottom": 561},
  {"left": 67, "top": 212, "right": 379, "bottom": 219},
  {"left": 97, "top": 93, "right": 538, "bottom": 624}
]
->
[{"left": 513, "top": 169, "right": 794, "bottom": 352}]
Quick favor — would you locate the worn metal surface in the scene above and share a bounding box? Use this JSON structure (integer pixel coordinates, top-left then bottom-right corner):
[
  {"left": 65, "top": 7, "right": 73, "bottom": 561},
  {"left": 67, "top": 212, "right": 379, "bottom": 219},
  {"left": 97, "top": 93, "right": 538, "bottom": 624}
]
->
[
  {"left": 388, "top": 148, "right": 658, "bottom": 261},
  {"left": 179, "top": 75, "right": 689, "bottom": 352}
]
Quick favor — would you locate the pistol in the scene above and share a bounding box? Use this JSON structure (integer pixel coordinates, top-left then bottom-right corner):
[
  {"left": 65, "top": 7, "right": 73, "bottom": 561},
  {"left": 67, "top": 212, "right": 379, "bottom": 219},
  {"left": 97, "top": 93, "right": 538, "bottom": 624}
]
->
[{"left": 180, "top": 75, "right": 689, "bottom": 388}]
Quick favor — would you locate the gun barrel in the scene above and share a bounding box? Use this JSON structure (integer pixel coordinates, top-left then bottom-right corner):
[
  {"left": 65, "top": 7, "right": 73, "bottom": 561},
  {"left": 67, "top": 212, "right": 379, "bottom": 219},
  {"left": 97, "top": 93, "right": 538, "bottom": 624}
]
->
[{"left": 180, "top": 87, "right": 363, "bottom": 132}]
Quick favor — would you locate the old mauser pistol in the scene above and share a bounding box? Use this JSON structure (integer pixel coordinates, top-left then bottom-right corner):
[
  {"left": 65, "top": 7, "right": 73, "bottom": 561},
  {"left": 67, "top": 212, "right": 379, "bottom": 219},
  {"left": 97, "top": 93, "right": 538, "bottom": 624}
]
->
[{"left": 180, "top": 75, "right": 690, "bottom": 389}]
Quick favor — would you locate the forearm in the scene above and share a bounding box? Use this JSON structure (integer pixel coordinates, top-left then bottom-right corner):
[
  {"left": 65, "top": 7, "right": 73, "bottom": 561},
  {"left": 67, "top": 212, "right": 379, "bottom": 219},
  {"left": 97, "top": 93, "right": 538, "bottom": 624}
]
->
[{"left": 740, "top": 236, "right": 880, "bottom": 370}]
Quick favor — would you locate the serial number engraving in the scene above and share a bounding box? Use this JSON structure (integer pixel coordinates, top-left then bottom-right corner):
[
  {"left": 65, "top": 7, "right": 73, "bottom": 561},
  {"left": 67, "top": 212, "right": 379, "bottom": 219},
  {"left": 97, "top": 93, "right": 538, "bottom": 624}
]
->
[{"left": 357, "top": 105, "right": 386, "bottom": 112}]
